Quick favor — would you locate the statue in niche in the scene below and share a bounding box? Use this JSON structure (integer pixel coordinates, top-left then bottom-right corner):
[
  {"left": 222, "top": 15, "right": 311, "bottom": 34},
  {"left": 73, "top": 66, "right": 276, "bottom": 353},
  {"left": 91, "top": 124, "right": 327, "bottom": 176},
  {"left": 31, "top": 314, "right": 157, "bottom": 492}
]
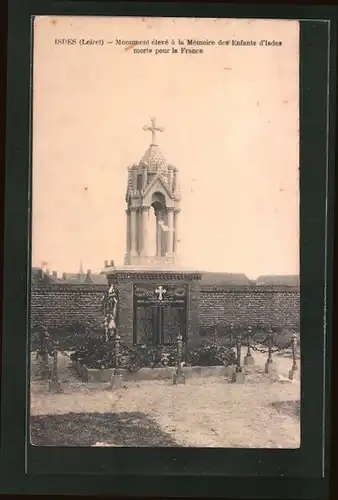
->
[{"left": 101, "top": 284, "right": 118, "bottom": 343}]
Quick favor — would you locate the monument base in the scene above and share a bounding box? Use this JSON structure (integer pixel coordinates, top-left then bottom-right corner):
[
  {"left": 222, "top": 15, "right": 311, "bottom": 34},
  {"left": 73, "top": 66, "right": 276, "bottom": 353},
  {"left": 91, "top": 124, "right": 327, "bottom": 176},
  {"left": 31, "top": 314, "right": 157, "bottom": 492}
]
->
[
  {"left": 124, "top": 254, "right": 176, "bottom": 267},
  {"left": 103, "top": 264, "right": 202, "bottom": 349}
]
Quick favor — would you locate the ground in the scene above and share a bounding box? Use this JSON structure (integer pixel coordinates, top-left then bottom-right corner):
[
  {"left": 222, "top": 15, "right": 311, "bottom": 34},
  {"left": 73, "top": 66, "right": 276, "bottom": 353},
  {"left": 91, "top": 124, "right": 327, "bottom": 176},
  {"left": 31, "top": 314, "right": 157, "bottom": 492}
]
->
[{"left": 30, "top": 349, "right": 300, "bottom": 448}]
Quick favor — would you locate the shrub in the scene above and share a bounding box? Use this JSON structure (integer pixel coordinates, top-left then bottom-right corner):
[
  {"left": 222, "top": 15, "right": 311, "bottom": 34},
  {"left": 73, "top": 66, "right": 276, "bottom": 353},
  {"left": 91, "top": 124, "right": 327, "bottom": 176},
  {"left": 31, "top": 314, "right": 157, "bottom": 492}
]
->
[
  {"left": 186, "top": 337, "right": 236, "bottom": 367},
  {"left": 70, "top": 336, "right": 236, "bottom": 371},
  {"left": 30, "top": 319, "right": 104, "bottom": 352}
]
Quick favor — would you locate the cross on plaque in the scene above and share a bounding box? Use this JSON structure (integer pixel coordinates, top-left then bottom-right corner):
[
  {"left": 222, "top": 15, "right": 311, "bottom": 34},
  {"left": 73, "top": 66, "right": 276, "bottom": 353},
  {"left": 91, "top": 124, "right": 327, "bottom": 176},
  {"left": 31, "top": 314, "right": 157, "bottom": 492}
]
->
[
  {"left": 155, "top": 285, "right": 167, "bottom": 301},
  {"left": 143, "top": 117, "right": 164, "bottom": 146}
]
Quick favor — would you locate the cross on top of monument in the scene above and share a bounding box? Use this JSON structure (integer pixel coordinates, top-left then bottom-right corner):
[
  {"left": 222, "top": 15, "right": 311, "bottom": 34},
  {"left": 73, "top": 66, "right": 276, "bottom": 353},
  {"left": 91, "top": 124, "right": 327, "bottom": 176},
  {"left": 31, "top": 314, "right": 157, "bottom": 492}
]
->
[
  {"left": 155, "top": 285, "right": 167, "bottom": 301},
  {"left": 143, "top": 117, "right": 164, "bottom": 146}
]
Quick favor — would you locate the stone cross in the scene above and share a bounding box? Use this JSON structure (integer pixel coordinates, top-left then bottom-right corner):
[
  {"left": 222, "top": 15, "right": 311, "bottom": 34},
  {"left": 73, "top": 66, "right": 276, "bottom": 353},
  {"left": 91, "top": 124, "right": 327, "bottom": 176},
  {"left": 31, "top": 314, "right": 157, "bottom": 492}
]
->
[
  {"left": 155, "top": 285, "right": 167, "bottom": 301},
  {"left": 143, "top": 117, "right": 164, "bottom": 146}
]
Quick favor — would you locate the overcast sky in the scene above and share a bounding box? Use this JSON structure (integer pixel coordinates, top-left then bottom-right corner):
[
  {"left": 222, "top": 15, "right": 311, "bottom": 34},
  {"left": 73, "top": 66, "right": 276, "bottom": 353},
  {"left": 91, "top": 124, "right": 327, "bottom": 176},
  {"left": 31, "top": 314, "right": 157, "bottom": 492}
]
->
[{"left": 32, "top": 16, "right": 299, "bottom": 279}]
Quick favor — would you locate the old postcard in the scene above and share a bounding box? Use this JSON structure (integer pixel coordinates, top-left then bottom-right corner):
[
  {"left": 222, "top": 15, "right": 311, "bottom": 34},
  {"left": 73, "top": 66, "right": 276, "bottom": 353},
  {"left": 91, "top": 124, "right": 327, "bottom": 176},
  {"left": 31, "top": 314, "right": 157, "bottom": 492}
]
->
[{"left": 30, "top": 16, "right": 300, "bottom": 448}]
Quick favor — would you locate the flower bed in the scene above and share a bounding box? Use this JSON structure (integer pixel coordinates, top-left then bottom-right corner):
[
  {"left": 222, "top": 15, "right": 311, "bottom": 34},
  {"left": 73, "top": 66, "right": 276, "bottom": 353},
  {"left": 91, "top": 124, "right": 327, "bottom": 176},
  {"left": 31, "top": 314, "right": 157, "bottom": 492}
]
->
[
  {"left": 70, "top": 336, "right": 236, "bottom": 372},
  {"left": 72, "top": 360, "right": 233, "bottom": 383}
]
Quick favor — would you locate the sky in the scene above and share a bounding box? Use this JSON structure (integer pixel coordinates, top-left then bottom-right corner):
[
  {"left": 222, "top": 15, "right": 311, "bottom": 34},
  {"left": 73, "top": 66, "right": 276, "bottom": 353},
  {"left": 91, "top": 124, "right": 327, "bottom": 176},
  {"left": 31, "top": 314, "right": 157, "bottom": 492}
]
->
[{"left": 32, "top": 16, "right": 299, "bottom": 279}]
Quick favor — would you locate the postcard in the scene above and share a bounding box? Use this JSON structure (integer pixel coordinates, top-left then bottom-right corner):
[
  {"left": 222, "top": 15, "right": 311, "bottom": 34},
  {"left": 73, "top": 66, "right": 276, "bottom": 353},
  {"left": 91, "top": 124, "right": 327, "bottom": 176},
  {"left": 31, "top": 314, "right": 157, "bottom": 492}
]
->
[{"left": 30, "top": 15, "right": 300, "bottom": 449}]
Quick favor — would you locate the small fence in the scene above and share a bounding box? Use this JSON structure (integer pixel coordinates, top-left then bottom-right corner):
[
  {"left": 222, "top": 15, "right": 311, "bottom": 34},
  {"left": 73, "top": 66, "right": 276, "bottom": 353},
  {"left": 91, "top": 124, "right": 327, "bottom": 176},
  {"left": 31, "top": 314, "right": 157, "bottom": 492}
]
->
[{"left": 34, "top": 324, "right": 300, "bottom": 391}]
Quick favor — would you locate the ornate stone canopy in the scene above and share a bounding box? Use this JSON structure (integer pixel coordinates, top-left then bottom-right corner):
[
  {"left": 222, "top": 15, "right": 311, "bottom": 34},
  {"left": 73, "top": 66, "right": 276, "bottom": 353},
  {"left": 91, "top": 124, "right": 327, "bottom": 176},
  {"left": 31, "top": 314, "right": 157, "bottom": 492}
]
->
[{"left": 124, "top": 118, "right": 181, "bottom": 266}]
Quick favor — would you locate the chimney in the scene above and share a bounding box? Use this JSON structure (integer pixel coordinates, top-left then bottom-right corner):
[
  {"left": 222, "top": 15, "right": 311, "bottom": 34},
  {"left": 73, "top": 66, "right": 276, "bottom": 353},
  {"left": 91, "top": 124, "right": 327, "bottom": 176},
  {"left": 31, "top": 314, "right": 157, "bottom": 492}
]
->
[
  {"left": 110, "top": 260, "right": 114, "bottom": 267},
  {"left": 104, "top": 260, "right": 108, "bottom": 268},
  {"left": 45, "top": 268, "right": 50, "bottom": 275},
  {"left": 52, "top": 271, "right": 57, "bottom": 278},
  {"left": 62, "top": 272, "right": 67, "bottom": 280}
]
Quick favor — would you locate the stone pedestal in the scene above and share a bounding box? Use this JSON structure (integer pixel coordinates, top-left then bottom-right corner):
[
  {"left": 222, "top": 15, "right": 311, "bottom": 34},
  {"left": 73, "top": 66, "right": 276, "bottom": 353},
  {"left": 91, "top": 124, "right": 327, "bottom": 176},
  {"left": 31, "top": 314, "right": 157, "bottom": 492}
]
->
[
  {"left": 231, "top": 370, "right": 245, "bottom": 384},
  {"left": 288, "top": 368, "right": 299, "bottom": 381},
  {"left": 103, "top": 265, "right": 202, "bottom": 349},
  {"left": 173, "top": 371, "right": 186, "bottom": 385},
  {"left": 244, "top": 354, "right": 255, "bottom": 366},
  {"left": 265, "top": 361, "right": 277, "bottom": 374}
]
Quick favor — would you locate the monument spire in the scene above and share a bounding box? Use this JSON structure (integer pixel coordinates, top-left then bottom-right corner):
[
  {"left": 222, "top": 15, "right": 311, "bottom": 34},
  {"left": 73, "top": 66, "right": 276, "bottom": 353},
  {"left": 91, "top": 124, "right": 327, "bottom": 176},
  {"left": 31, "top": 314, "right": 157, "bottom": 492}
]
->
[
  {"left": 124, "top": 119, "right": 180, "bottom": 267},
  {"left": 143, "top": 117, "right": 164, "bottom": 146}
]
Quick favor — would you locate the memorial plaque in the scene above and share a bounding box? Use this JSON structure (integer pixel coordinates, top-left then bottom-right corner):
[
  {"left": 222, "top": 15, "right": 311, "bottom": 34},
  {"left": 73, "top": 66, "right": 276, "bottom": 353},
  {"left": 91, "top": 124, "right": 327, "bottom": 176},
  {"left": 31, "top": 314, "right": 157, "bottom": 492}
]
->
[{"left": 133, "top": 284, "right": 187, "bottom": 345}]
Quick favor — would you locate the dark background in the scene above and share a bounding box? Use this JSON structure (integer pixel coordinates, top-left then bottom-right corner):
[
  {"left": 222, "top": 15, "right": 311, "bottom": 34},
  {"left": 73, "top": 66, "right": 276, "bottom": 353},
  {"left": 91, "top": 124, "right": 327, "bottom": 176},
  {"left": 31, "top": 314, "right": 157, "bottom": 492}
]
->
[{"left": 0, "top": 1, "right": 337, "bottom": 499}]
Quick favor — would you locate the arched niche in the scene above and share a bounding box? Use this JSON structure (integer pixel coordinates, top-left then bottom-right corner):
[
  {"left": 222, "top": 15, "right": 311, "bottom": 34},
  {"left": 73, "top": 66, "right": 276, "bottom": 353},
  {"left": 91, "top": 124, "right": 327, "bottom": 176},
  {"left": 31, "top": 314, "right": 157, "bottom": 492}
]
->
[{"left": 150, "top": 191, "right": 168, "bottom": 257}]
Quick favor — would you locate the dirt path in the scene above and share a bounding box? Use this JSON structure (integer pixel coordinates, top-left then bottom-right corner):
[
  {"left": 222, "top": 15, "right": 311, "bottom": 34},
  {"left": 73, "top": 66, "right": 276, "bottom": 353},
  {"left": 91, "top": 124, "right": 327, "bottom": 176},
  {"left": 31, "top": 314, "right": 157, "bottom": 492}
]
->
[{"left": 30, "top": 350, "right": 300, "bottom": 448}]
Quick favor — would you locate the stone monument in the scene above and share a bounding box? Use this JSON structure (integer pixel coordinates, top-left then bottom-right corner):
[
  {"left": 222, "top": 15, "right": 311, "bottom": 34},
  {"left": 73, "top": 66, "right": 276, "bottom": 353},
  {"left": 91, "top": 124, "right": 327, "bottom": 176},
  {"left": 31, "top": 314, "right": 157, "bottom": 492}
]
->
[
  {"left": 103, "top": 118, "right": 202, "bottom": 350},
  {"left": 124, "top": 117, "right": 181, "bottom": 267}
]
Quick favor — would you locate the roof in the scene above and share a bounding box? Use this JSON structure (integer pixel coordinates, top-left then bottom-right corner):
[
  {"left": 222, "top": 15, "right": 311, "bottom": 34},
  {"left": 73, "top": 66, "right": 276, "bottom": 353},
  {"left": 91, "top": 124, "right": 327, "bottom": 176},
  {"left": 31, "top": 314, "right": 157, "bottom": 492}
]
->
[
  {"left": 201, "top": 272, "right": 252, "bottom": 286},
  {"left": 89, "top": 273, "right": 108, "bottom": 285},
  {"left": 142, "top": 172, "right": 174, "bottom": 202},
  {"left": 31, "top": 267, "right": 59, "bottom": 285},
  {"left": 58, "top": 272, "right": 108, "bottom": 285},
  {"left": 256, "top": 275, "right": 300, "bottom": 286},
  {"left": 31, "top": 267, "right": 108, "bottom": 285},
  {"left": 139, "top": 145, "right": 167, "bottom": 172}
]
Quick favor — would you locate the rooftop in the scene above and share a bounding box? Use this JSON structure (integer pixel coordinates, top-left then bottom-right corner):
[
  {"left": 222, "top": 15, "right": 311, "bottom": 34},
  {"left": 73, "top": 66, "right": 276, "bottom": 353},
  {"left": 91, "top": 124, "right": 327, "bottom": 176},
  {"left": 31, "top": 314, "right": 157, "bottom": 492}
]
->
[
  {"left": 256, "top": 275, "right": 300, "bottom": 286},
  {"left": 31, "top": 267, "right": 108, "bottom": 285},
  {"left": 200, "top": 272, "right": 252, "bottom": 286},
  {"left": 31, "top": 265, "right": 299, "bottom": 287}
]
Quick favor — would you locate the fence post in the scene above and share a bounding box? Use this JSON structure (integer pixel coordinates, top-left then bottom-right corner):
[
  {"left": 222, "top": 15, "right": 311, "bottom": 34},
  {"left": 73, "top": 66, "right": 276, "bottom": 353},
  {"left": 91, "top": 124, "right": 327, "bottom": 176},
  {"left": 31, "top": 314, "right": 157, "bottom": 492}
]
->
[
  {"left": 109, "top": 331, "right": 123, "bottom": 390},
  {"left": 231, "top": 334, "right": 245, "bottom": 383},
  {"left": 48, "top": 340, "right": 62, "bottom": 393},
  {"left": 288, "top": 332, "right": 299, "bottom": 380},
  {"left": 173, "top": 333, "right": 186, "bottom": 385},
  {"left": 40, "top": 329, "right": 50, "bottom": 380},
  {"left": 229, "top": 322, "right": 234, "bottom": 347},
  {"left": 265, "top": 326, "right": 276, "bottom": 374},
  {"left": 244, "top": 326, "right": 255, "bottom": 366}
]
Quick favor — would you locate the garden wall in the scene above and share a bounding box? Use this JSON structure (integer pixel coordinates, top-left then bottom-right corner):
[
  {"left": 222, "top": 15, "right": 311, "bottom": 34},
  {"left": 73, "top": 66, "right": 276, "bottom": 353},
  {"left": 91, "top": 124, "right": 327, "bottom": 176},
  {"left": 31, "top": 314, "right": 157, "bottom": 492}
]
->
[
  {"left": 30, "top": 284, "right": 107, "bottom": 346},
  {"left": 30, "top": 283, "right": 300, "bottom": 347},
  {"left": 199, "top": 286, "right": 300, "bottom": 331}
]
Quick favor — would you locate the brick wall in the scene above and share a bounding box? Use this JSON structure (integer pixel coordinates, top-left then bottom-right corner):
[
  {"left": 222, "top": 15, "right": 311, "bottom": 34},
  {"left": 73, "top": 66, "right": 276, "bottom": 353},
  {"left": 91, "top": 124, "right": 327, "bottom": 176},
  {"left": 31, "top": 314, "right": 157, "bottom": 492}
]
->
[
  {"left": 30, "top": 283, "right": 300, "bottom": 347},
  {"left": 199, "top": 285, "right": 300, "bottom": 330},
  {"left": 30, "top": 284, "right": 107, "bottom": 345}
]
